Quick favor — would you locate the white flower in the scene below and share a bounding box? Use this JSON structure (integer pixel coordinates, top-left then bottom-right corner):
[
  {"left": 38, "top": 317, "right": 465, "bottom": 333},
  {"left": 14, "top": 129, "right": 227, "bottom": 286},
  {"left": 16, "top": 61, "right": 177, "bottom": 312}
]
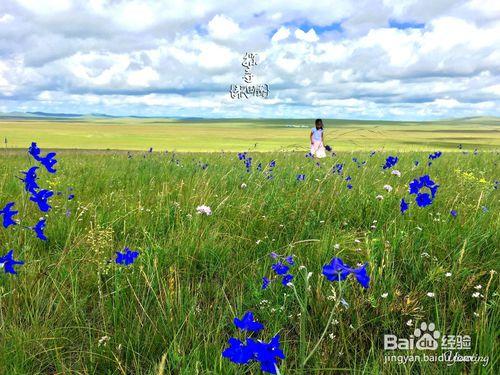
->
[
  {"left": 376, "top": 195, "right": 384, "bottom": 200},
  {"left": 196, "top": 205, "right": 212, "bottom": 216},
  {"left": 472, "top": 292, "right": 481, "bottom": 298},
  {"left": 406, "top": 319, "right": 413, "bottom": 326},
  {"left": 391, "top": 170, "right": 401, "bottom": 177},
  {"left": 240, "top": 183, "right": 247, "bottom": 189},
  {"left": 307, "top": 272, "right": 313, "bottom": 280},
  {"left": 334, "top": 244, "right": 340, "bottom": 249},
  {"left": 98, "top": 335, "right": 110, "bottom": 347},
  {"left": 256, "top": 239, "right": 262, "bottom": 244},
  {"left": 354, "top": 239, "right": 361, "bottom": 244},
  {"left": 383, "top": 184, "right": 393, "bottom": 192},
  {"left": 426, "top": 292, "right": 435, "bottom": 298},
  {"left": 329, "top": 333, "right": 335, "bottom": 339},
  {"left": 445, "top": 272, "right": 452, "bottom": 277},
  {"left": 381, "top": 293, "right": 388, "bottom": 298},
  {"left": 474, "top": 285, "right": 482, "bottom": 290},
  {"left": 473, "top": 312, "right": 480, "bottom": 317}
]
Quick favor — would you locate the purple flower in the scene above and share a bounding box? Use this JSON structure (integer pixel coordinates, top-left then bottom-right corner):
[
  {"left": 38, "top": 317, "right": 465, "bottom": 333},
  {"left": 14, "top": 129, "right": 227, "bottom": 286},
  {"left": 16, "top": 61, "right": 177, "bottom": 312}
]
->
[
  {"left": 0, "top": 202, "right": 18, "bottom": 228},
  {"left": 450, "top": 210, "right": 457, "bottom": 217},
  {"left": 234, "top": 311, "right": 264, "bottom": 332},
  {"left": 285, "top": 255, "right": 294, "bottom": 265},
  {"left": 296, "top": 174, "right": 305, "bottom": 181}
]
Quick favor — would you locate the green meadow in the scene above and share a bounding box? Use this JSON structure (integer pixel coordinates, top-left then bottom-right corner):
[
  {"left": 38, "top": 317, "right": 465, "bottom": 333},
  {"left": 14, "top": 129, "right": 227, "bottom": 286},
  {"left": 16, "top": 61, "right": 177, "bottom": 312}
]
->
[
  {"left": 0, "top": 144, "right": 498, "bottom": 373},
  {"left": 0, "top": 116, "right": 499, "bottom": 151}
]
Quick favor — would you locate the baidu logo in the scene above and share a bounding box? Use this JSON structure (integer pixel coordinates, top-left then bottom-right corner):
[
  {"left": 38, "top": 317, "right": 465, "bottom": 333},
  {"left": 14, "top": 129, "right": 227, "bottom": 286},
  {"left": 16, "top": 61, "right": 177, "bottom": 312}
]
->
[{"left": 384, "top": 322, "right": 441, "bottom": 350}]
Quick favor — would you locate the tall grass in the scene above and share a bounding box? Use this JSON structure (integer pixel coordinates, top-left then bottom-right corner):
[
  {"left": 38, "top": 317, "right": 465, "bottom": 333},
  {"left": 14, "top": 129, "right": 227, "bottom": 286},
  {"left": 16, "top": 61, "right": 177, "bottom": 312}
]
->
[{"left": 0, "top": 149, "right": 498, "bottom": 374}]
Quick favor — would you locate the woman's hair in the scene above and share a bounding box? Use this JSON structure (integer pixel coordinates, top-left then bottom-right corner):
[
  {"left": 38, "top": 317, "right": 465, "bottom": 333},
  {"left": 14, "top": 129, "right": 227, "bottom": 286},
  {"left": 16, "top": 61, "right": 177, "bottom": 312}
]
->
[{"left": 315, "top": 118, "right": 323, "bottom": 129}]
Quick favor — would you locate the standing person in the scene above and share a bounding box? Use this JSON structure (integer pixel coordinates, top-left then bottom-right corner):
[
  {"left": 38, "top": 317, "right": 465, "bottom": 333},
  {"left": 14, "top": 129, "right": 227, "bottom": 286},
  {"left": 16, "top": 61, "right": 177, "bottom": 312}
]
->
[{"left": 310, "top": 119, "right": 326, "bottom": 158}]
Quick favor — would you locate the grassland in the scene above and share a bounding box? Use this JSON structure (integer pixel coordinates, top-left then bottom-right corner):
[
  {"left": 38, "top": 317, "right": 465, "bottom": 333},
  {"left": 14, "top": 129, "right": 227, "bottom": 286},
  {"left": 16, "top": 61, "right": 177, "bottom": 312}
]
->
[
  {"left": 0, "top": 146, "right": 498, "bottom": 374},
  {"left": 0, "top": 116, "right": 499, "bottom": 152}
]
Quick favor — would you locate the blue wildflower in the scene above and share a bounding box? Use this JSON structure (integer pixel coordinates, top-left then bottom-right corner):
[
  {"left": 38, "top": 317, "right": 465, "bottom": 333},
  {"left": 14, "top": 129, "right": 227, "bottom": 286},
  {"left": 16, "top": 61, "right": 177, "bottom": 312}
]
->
[
  {"left": 33, "top": 218, "right": 47, "bottom": 241},
  {"left": 296, "top": 174, "right": 305, "bottom": 181},
  {"left": 222, "top": 338, "right": 254, "bottom": 365},
  {"left": 428, "top": 151, "right": 442, "bottom": 160},
  {"left": 333, "top": 163, "right": 344, "bottom": 174},
  {"left": 29, "top": 189, "right": 54, "bottom": 212},
  {"left": 262, "top": 277, "right": 270, "bottom": 290},
  {"left": 238, "top": 152, "right": 247, "bottom": 160},
  {"left": 270, "top": 252, "right": 278, "bottom": 259},
  {"left": 322, "top": 257, "right": 370, "bottom": 288},
  {"left": 383, "top": 156, "right": 398, "bottom": 169},
  {"left": 305, "top": 152, "right": 313, "bottom": 158},
  {"left": 347, "top": 183, "right": 353, "bottom": 189},
  {"left": 281, "top": 274, "right": 293, "bottom": 285},
  {"left": 450, "top": 210, "right": 457, "bottom": 217},
  {"left": 285, "top": 255, "right": 294, "bottom": 265},
  {"left": 269, "top": 160, "right": 276, "bottom": 168},
  {"left": 0, "top": 250, "right": 24, "bottom": 275},
  {"left": 0, "top": 202, "right": 18, "bottom": 228},
  {"left": 409, "top": 175, "right": 439, "bottom": 207},
  {"left": 29, "top": 142, "right": 57, "bottom": 173},
  {"left": 400, "top": 198, "right": 409, "bottom": 214},
  {"left": 345, "top": 175, "right": 351, "bottom": 181},
  {"left": 68, "top": 194, "right": 75, "bottom": 200},
  {"left": 369, "top": 151, "right": 376, "bottom": 157},
  {"left": 248, "top": 335, "right": 286, "bottom": 374},
  {"left": 325, "top": 145, "right": 332, "bottom": 152},
  {"left": 271, "top": 262, "right": 289, "bottom": 275},
  {"left": 414, "top": 160, "right": 419, "bottom": 166},
  {"left": 234, "top": 311, "right": 264, "bottom": 332},
  {"left": 19, "top": 166, "right": 39, "bottom": 193},
  {"left": 28, "top": 142, "right": 42, "bottom": 160},
  {"left": 115, "top": 247, "right": 139, "bottom": 266},
  {"left": 482, "top": 206, "right": 488, "bottom": 212}
]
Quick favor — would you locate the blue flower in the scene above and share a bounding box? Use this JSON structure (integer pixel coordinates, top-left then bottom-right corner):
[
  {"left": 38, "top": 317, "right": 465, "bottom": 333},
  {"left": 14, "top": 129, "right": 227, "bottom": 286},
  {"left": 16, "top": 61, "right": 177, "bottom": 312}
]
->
[
  {"left": 322, "top": 258, "right": 350, "bottom": 282},
  {"left": 222, "top": 338, "right": 254, "bottom": 365},
  {"left": 415, "top": 193, "right": 432, "bottom": 207},
  {"left": 305, "top": 152, "right": 313, "bottom": 158},
  {"left": 369, "top": 151, "right": 376, "bottom": 157},
  {"left": 271, "top": 262, "right": 289, "bottom": 275},
  {"left": 400, "top": 198, "right": 409, "bottom": 214},
  {"left": 0, "top": 202, "right": 18, "bottom": 228},
  {"left": 234, "top": 311, "right": 264, "bottom": 332},
  {"left": 322, "top": 257, "right": 370, "bottom": 288},
  {"left": 383, "top": 156, "right": 398, "bottom": 169},
  {"left": 0, "top": 250, "right": 24, "bottom": 274},
  {"left": 450, "top": 210, "right": 457, "bottom": 217},
  {"left": 19, "top": 166, "right": 39, "bottom": 193},
  {"left": 333, "top": 164, "right": 344, "bottom": 174},
  {"left": 115, "top": 247, "right": 139, "bottom": 266},
  {"left": 296, "top": 174, "right": 305, "bottom": 181},
  {"left": 347, "top": 183, "right": 353, "bottom": 190},
  {"left": 29, "top": 142, "right": 57, "bottom": 173},
  {"left": 262, "top": 277, "right": 270, "bottom": 290},
  {"left": 68, "top": 194, "right": 75, "bottom": 200},
  {"left": 248, "top": 335, "right": 286, "bottom": 374},
  {"left": 33, "top": 218, "right": 47, "bottom": 241},
  {"left": 281, "top": 274, "right": 293, "bottom": 285},
  {"left": 325, "top": 145, "right": 332, "bottom": 152},
  {"left": 345, "top": 175, "right": 351, "bottom": 181},
  {"left": 29, "top": 189, "right": 54, "bottom": 212},
  {"left": 409, "top": 175, "right": 439, "bottom": 207},
  {"left": 428, "top": 151, "right": 442, "bottom": 160},
  {"left": 238, "top": 152, "right": 247, "bottom": 160},
  {"left": 269, "top": 160, "right": 276, "bottom": 168},
  {"left": 414, "top": 160, "right": 419, "bottom": 166}
]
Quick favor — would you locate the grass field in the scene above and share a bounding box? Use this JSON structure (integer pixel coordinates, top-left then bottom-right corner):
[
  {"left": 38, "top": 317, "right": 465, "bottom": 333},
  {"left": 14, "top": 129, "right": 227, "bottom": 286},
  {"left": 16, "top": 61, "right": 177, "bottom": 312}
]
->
[
  {"left": 0, "top": 144, "right": 498, "bottom": 374},
  {"left": 0, "top": 116, "right": 499, "bottom": 152}
]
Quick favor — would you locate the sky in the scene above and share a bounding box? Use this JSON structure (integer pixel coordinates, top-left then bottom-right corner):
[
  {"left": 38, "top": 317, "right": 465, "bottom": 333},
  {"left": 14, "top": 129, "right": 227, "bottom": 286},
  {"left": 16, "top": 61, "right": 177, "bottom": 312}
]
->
[{"left": 0, "top": 0, "right": 499, "bottom": 120}]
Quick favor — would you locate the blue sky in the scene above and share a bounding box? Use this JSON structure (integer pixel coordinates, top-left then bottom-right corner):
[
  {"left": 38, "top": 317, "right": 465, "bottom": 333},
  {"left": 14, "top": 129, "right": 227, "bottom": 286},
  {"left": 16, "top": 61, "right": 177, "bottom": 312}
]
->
[{"left": 0, "top": 0, "right": 499, "bottom": 119}]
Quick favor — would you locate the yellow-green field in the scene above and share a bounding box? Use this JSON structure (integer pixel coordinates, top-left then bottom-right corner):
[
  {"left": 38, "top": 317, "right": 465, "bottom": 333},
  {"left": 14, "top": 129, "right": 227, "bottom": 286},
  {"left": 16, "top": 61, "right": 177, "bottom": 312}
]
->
[{"left": 1, "top": 116, "right": 499, "bottom": 152}]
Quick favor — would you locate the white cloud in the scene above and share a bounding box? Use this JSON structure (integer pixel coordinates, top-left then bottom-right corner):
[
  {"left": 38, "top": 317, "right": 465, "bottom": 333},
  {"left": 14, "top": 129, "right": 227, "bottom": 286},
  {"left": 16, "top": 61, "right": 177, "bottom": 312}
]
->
[
  {"left": 294, "top": 28, "right": 319, "bottom": 42},
  {"left": 208, "top": 14, "right": 240, "bottom": 40},
  {"left": 271, "top": 26, "right": 290, "bottom": 42}
]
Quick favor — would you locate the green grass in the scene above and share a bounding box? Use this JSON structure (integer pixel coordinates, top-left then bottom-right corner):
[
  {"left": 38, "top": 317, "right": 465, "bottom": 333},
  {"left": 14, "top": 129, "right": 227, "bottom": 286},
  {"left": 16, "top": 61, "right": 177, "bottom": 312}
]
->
[
  {"left": 0, "top": 116, "right": 499, "bottom": 151},
  {"left": 0, "top": 147, "right": 498, "bottom": 374}
]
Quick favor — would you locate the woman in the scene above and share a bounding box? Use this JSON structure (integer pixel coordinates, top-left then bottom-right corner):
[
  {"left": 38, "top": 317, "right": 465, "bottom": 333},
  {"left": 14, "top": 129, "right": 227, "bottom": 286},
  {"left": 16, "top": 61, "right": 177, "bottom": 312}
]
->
[{"left": 310, "top": 118, "right": 326, "bottom": 158}]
